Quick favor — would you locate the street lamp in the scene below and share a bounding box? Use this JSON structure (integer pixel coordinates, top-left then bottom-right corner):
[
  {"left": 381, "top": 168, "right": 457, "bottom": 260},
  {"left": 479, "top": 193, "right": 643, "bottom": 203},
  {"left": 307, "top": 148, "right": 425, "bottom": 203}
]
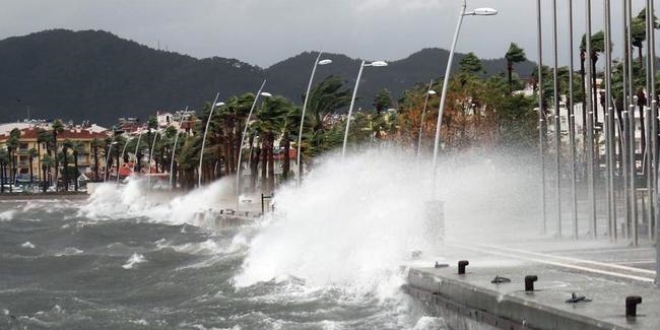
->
[
  {"left": 235, "top": 80, "right": 269, "bottom": 197},
  {"left": 431, "top": 0, "right": 497, "bottom": 192},
  {"left": 417, "top": 80, "right": 436, "bottom": 159},
  {"left": 341, "top": 60, "right": 388, "bottom": 159},
  {"left": 169, "top": 107, "right": 189, "bottom": 191},
  {"left": 297, "top": 52, "right": 332, "bottom": 185},
  {"left": 198, "top": 94, "right": 224, "bottom": 187}
]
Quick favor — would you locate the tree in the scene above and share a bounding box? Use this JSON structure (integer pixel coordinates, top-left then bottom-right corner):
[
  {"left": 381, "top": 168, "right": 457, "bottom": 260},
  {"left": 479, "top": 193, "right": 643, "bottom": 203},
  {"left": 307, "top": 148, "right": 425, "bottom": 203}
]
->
[
  {"left": 71, "top": 141, "right": 83, "bottom": 191},
  {"left": 41, "top": 154, "right": 52, "bottom": 192},
  {"left": 7, "top": 128, "right": 21, "bottom": 191},
  {"left": 62, "top": 139, "right": 73, "bottom": 191},
  {"left": 580, "top": 31, "right": 606, "bottom": 123},
  {"left": 632, "top": 8, "right": 660, "bottom": 67},
  {"left": 27, "top": 148, "right": 38, "bottom": 184},
  {"left": 91, "top": 138, "right": 102, "bottom": 181},
  {"left": 505, "top": 43, "right": 527, "bottom": 93},
  {"left": 254, "top": 95, "right": 292, "bottom": 193},
  {"left": 51, "top": 119, "right": 64, "bottom": 189},
  {"left": 0, "top": 149, "right": 8, "bottom": 193},
  {"left": 459, "top": 52, "right": 484, "bottom": 74}
]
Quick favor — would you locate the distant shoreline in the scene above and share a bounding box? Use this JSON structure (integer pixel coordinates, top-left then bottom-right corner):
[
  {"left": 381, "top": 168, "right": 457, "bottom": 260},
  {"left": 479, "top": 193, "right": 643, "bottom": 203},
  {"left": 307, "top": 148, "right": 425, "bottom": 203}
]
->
[{"left": 0, "top": 192, "right": 89, "bottom": 200}]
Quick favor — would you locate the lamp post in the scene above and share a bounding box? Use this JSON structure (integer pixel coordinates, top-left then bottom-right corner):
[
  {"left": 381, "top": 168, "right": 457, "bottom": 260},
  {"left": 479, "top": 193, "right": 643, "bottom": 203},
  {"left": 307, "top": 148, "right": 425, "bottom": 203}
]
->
[
  {"left": 235, "top": 79, "right": 268, "bottom": 197},
  {"left": 417, "top": 80, "right": 436, "bottom": 159},
  {"left": 198, "top": 93, "right": 224, "bottom": 187},
  {"left": 537, "top": 0, "right": 548, "bottom": 234},
  {"left": 341, "top": 60, "right": 388, "bottom": 159},
  {"left": 103, "top": 138, "right": 118, "bottom": 182},
  {"left": 117, "top": 136, "right": 134, "bottom": 185},
  {"left": 169, "top": 108, "right": 189, "bottom": 191},
  {"left": 430, "top": 1, "right": 497, "bottom": 192},
  {"left": 297, "top": 53, "right": 332, "bottom": 185}
]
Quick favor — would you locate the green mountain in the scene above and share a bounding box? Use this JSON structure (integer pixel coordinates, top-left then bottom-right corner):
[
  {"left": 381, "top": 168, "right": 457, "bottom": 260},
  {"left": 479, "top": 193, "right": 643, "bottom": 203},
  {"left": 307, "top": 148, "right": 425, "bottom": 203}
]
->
[{"left": 0, "top": 29, "right": 536, "bottom": 126}]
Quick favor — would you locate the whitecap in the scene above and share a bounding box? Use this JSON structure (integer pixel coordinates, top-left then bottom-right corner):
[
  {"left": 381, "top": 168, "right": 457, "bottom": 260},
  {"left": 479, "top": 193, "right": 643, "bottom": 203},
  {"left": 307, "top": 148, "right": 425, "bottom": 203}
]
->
[
  {"left": 21, "top": 241, "right": 36, "bottom": 249},
  {"left": 122, "top": 253, "right": 147, "bottom": 269}
]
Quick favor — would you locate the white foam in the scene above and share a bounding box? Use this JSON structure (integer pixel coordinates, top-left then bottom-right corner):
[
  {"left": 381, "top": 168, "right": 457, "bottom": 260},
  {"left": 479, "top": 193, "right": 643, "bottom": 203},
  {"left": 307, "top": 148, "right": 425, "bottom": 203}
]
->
[
  {"left": 0, "top": 210, "right": 15, "bottom": 221},
  {"left": 79, "top": 176, "right": 247, "bottom": 227},
  {"left": 21, "top": 241, "right": 36, "bottom": 249},
  {"left": 122, "top": 253, "right": 147, "bottom": 269}
]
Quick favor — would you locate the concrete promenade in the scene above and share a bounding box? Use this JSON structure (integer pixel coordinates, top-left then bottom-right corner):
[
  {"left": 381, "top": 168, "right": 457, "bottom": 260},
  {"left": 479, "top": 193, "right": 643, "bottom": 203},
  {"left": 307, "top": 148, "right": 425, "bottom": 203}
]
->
[{"left": 407, "top": 240, "right": 658, "bottom": 330}]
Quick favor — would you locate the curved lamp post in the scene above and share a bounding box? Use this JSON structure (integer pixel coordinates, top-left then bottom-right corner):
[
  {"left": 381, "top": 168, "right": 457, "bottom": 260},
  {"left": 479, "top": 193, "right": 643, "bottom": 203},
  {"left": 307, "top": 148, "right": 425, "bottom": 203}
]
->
[
  {"left": 198, "top": 93, "right": 224, "bottom": 187},
  {"left": 169, "top": 108, "right": 189, "bottom": 191},
  {"left": 431, "top": 1, "right": 497, "bottom": 192},
  {"left": 235, "top": 80, "right": 268, "bottom": 196},
  {"left": 341, "top": 60, "right": 388, "bottom": 159},
  {"left": 103, "top": 139, "right": 117, "bottom": 182},
  {"left": 297, "top": 53, "right": 332, "bottom": 185},
  {"left": 417, "top": 80, "right": 436, "bottom": 159},
  {"left": 117, "top": 136, "right": 135, "bottom": 185}
]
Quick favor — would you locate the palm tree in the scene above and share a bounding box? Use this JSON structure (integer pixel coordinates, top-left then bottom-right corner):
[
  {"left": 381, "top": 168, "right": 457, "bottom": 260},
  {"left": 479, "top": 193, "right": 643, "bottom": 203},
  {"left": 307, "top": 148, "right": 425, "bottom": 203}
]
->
[
  {"left": 632, "top": 8, "right": 659, "bottom": 67},
  {"left": 91, "top": 138, "right": 102, "bottom": 181},
  {"left": 71, "top": 141, "right": 83, "bottom": 191},
  {"left": 51, "top": 120, "right": 64, "bottom": 189},
  {"left": 505, "top": 43, "right": 527, "bottom": 93},
  {"left": 0, "top": 148, "right": 8, "bottom": 192},
  {"left": 580, "top": 31, "right": 605, "bottom": 123},
  {"left": 41, "top": 154, "right": 52, "bottom": 192},
  {"left": 301, "top": 76, "right": 351, "bottom": 163},
  {"left": 61, "top": 139, "right": 73, "bottom": 191},
  {"left": 27, "top": 148, "right": 38, "bottom": 184},
  {"left": 7, "top": 128, "right": 21, "bottom": 191},
  {"left": 36, "top": 128, "right": 51, "bottom": 184},
  {"left": 254, "top": 95, "right": 291, "bottom": 193}
]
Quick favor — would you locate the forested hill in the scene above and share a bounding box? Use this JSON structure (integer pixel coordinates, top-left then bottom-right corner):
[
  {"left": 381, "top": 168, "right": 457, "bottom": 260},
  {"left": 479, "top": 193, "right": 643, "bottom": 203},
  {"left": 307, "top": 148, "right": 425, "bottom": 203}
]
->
[{"left": 0, "top": 29, "right": 535, "bottom": 126}]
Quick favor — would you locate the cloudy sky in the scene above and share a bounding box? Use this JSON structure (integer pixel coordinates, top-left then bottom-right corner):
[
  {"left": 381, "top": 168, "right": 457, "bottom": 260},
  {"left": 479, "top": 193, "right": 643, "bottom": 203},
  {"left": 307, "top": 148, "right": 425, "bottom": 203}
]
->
[{"left": 0, "top": 0, "right": 650, "bottom": 68}]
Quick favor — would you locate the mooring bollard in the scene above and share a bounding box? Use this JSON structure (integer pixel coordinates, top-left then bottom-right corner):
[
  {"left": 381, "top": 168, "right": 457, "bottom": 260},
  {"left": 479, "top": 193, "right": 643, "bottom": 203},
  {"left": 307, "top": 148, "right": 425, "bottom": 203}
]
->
[
  {"left": 525, "top": 275, "right": 538, "bottom": 292},
  {"left": 458, "top": 260, "right": 469, "bottom": 275},
  {"left": 625, "top": 296, "right": 642, "bottom": 318}
]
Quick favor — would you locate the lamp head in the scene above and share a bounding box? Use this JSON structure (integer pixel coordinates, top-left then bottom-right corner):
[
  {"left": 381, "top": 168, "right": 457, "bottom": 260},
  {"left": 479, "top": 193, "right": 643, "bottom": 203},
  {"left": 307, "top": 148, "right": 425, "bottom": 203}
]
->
[
  {"left": 428, "top": 90, "right": 437, "bottom": 95},
  {"left": 260, "top": 92, "right": 272, "bottom": 98},
  {"left": 319, "top": 59, "right": 332, "bottom": 65},
  {"left": 215, "top": 102, "right": 225, "bottom": 107},
  {"left": 468, "top": 7, "right": 498, "bottom": 16},
  {"left": 367, "top": 61, "right": 388, "bottom": 67}
]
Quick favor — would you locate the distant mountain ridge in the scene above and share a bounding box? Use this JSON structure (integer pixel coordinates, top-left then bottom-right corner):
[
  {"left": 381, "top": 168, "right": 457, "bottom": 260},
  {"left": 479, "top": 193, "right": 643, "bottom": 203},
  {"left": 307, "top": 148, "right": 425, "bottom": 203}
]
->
[{"left": 0, "top": 29, "right": 536, "bottom": 126}]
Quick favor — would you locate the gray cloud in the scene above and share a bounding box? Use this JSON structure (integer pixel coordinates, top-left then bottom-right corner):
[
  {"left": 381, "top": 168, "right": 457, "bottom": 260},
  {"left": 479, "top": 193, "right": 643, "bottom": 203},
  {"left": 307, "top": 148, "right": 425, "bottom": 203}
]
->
[{"left": 0, "top": 0, "right": 650, "bottom": 68}]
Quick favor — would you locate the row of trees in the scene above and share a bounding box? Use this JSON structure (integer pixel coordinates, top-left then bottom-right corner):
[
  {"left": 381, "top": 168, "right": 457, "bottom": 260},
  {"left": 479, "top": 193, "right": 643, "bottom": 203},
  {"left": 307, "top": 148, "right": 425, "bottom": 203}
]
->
[{"left": 4, "top": 42, "right": 543, "bottom": 194}]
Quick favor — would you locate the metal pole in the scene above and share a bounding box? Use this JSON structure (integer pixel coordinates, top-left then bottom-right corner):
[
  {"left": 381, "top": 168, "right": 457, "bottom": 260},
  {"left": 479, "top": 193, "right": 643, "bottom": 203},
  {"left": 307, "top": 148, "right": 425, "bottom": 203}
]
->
[
  {"left": 297, "top": 51, "right": 326, "bottom": 185},
  {"left": 552, "top": 0, "right": 562, "bottom": 237},
  {"left": 103, "top": 135, "right": 116, "bottom": 182},
  {"left": 117, "top": 137, "right": 132, "bottom": 185},
  {"left": 147, "top": 130, "right": 159, "bottom": 189},
  {"left": 417, "top": 79, "right": 435, "bottom": 159},
  {"left": 169, "top": 107, "right": 188, "bottom": 191},
  {"left": 586, "top": 0, "right": 597, "bottom": 238},
  {"left": 603, "top": 0, "right": 616, "bottom": 241},
  {"left": 342, "top": 60, "right": 366, "bottom": 159},
  {"left": 626, "top": 0, "right": 637, "bottom": 245},
  {"left": 537, "top": 0, "right": 548, "bottom": 235},
  {"left": 432, "top": 1, "right": 467, "bottom": 195},
  {"left": 621, "top": 0, "right": 631, "bottom": 240},
  {"left": 568, "top": 0, "right": 578, "bottom": 239},
  {"left": 645, "top": 0, "right": 654, "bottom": 242},
  {"left": 236, "top": 80, "right": 267, "bottom": 196},
  {"left": 648, "top": 0, "right": 660, "bottom": 286},
  {"left": 131, "top": 132, "right": 143, "bottom": 174},
  {"left": 198, "top": 92, "right": 220, "bottom": 187}
]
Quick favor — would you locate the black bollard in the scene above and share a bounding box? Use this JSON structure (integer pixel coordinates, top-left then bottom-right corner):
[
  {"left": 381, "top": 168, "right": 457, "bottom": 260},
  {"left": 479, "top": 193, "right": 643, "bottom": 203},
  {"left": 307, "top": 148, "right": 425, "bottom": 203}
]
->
[
  {"left": 525, "top": 275, "right": 538, "bottom": 292},
  {"left": 458, "top": 260, "right": 469, "bottom": 275},
  {"left": 625, "top": 296, "right": 642, "bottom": 318}
]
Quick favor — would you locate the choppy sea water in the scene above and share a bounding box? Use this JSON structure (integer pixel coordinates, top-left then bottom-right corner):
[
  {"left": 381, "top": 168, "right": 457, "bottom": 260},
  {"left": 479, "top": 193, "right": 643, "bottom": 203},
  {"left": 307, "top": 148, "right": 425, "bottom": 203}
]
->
[
  {"left": 0, "top": 195, "right": 445, "bottom": 330},
  {"left": 0, "top": 151, "right": 539, "bottom": 330}
]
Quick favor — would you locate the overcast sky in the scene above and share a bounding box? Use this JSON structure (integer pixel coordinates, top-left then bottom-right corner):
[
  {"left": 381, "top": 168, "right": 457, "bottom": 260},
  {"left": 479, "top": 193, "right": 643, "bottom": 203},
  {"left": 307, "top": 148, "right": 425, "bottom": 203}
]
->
[{"left": 0, "top": 0, "right": 652, "bottom": 68}]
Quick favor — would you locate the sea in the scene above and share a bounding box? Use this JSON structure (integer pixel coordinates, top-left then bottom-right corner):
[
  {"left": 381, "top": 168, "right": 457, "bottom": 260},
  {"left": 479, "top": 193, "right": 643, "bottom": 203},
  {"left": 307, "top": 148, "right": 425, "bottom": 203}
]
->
[{"left": 0, "top": 150, "right": 539, "bottom": 330}]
